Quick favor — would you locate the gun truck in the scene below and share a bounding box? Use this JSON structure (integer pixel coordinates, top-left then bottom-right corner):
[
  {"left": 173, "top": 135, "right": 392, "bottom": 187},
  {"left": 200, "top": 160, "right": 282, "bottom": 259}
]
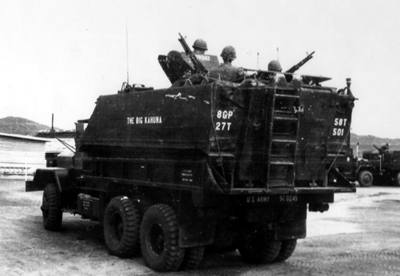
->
[{"left": 26, "top": 34, "right": 356, "bottom": 272}]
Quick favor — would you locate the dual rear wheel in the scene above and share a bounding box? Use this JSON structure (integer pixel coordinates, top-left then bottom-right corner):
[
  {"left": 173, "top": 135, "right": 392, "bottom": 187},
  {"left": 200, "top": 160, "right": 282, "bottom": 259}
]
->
[
  {"left": 140, "top": 203, "right": 205, "bottom": 271},
  {"left": 275, "top": 239, "right": 297, "bottom": 262},
  {"left": 238, "top": 228, "right": 297, "bottom": 264},
  {"left": 103, "top": 199, "right": 204, "bottom": 272},
  {"left": 103, "top": 196, "right": 141, "bottom": 257}
]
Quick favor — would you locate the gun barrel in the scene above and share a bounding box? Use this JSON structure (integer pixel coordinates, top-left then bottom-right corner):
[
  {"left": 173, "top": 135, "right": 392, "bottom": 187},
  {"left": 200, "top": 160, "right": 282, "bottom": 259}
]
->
[
  {"left": 178, "top": 33, "right": 207, "bottom": 74},
  {"left": 178, "top": 33, "right": 190, "bottom": 54},
  {"left": 286, "top": 51, "right": 315, "bottom": 73}
]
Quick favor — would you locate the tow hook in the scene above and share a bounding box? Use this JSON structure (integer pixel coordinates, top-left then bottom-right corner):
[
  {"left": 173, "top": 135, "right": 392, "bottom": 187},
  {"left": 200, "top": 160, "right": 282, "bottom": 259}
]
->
[{"left": 309, "top": 203, "right": 329, "bottom": 213}]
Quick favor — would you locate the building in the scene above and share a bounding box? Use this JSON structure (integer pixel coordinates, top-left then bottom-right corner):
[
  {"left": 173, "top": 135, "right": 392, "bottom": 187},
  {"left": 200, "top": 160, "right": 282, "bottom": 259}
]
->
[{"left": 0, "top": 132, "right": 50, "bottom": 175}]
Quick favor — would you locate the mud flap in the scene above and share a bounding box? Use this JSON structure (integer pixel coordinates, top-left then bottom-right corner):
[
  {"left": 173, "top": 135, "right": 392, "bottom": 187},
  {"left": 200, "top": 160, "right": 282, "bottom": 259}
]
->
[
  {"left": 275, "top": 219, "right": 306, "bottom": 240},
  {"left": 274, "top": 204, "right": 307, "bottom": 240},
  {"left": 178, "top": 191, "right": 218, "bottom": 248},
  {"left": 179, "top": 212, "right": 217, "bottom": 248}
]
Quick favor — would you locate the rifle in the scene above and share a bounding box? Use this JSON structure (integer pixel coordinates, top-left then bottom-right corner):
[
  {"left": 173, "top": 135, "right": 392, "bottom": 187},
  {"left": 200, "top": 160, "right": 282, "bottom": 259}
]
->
[
  {"left": 178, "top": 33, "right": 208, "bottom": 75},
  {"left": 286, "top": 51, "right": 315, "bottom": 73}
]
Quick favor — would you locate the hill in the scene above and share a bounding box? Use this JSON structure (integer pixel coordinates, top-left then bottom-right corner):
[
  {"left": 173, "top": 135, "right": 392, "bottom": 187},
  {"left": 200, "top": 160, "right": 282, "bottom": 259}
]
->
[
  {"left": 0, "top": 116, "right": 52, "bottom": 136},
  {"left": 350, "top": 133, "right": 400, "bottom": 153}
]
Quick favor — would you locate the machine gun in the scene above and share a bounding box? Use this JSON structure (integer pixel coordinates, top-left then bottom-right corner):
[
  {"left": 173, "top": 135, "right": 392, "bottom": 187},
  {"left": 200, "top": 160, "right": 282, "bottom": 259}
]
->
[
  {"left": 374, "top": 144, "right": 390, "bottom": 155},
  {"left": 178, "top": 33, "right": 208, "bottom": 75},
  {"left": 286, "top": 51, "right": 315, "bottom": 73}
]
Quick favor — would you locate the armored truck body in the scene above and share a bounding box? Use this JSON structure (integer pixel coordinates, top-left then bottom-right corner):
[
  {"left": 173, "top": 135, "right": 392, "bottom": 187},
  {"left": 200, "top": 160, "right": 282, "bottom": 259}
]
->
[{"left": 26, "top": 36, "right": 356, "bottom": 272}]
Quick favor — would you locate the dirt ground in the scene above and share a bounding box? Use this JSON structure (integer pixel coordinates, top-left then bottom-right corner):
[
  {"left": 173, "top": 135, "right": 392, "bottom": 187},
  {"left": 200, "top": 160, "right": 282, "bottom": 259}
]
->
[{"left": 2, "top": 177, "right": 400, "bottom": 276}]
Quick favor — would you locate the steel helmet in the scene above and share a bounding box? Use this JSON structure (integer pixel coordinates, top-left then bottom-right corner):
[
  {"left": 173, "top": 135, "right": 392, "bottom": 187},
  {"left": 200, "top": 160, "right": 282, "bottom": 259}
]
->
[
  {"left": 221, "top": 46, "right": 236, "bottom": 60},
  {"left": 193, "top": 39, "right": 208, "bottom": 51},
  {"left": 268, "top": 60, "right": 282, "bottom": 72}
]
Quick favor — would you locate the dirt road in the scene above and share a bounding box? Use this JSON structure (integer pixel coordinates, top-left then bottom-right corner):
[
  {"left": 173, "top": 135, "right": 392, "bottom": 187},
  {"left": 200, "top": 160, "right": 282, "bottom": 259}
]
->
[{"left": 1, "top": 178, "right": 400, "bottom": 275}]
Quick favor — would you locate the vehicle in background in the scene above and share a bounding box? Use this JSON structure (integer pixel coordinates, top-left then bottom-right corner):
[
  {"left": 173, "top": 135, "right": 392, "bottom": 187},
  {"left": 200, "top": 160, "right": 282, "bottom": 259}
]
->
[{"left": 333, "top": 143, "right": 400, "bottom": 187}]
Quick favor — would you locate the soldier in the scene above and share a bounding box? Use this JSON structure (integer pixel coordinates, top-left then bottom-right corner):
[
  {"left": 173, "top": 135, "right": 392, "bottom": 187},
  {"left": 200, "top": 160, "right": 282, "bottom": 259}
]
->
[
  {"left": 220, "top": 46, "right": 236, "bottom": 65},
  {"left": 268, "top": 60, "right": 282, "bottom": 72},
  {"left": 267, "top": 59, "right": 291, "bottom": 86},
  {"left": 380, "top": 143, "right": 390, "bottom": 153},
  {"left": 192, "top": 39, "right": 208, "bottom": 55},
  {"left": 208, "top": 46, "right": 244, "bottom": 83}
]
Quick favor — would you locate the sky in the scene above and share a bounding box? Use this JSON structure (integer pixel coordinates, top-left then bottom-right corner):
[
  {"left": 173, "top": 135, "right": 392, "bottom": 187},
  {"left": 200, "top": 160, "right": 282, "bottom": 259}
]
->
[{"left": 1, "top": 0, "right": 400, "bottom": 138}]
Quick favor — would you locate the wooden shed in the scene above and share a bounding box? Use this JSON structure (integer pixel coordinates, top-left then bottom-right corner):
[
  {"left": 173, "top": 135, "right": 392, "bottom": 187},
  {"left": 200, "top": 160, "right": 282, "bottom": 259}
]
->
[{"left": 0, "top": 132, "right": 50, "bottom": 175}]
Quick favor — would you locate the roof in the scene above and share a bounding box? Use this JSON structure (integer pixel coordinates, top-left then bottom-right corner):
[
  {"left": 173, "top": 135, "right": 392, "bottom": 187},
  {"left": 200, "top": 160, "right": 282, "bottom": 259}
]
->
[{"left": 0, "top": 132, "right": 51, "bottom": 142}]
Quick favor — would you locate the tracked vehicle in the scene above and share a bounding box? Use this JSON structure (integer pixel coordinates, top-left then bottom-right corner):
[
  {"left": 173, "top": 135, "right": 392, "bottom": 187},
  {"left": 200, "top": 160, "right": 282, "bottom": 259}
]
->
[{"left": 26, "top": 35, "right": 356, "bottom": 272}]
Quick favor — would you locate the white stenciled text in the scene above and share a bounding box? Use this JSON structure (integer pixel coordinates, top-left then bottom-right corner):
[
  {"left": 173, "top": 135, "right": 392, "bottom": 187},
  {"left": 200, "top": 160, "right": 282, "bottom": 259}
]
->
[
  {"left": 127, "top": 116, "right": 162, "bottom": 125},
  {"left": 332, "top": 117, "right": 348, "bottom": 136},
  {"left": 215, "top": 110, "right": 234, "bottom": 131}
]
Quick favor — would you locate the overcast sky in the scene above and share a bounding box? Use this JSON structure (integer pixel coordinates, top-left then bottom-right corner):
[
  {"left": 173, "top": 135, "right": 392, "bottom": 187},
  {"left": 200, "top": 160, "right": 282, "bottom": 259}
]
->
[{"left": 1, "top": 0, "right": 399, "bottom": 138}]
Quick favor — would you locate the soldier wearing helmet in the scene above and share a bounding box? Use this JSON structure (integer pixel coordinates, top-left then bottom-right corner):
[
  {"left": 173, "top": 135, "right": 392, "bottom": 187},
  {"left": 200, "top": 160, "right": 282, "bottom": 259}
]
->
[
  {"left": 380, "top": 143, "right": 390, "bottom": 153},
  {"left": 220, "top": 46, "right": 237, "bottom": 64},
  {"left": 267, "top": 59, "right": 289, "bottom": 86},
  {"left": 268, "top": 60, "right": 282, "bottom": 72},
  {"left": 208, "top": 46, "right": 244, "bottom": 83},
  {"left": 192, "top": 39, "right": 208, "bottom": 55}
]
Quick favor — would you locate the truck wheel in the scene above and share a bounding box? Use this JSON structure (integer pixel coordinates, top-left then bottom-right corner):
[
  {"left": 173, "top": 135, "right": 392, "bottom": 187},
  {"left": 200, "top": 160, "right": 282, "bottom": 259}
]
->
[
  {"left": 179, "top": 246, "right": 205, "bottom": 271},
  {"left": 238, "top": 229, "right": 282, "bottom": 264},
  {"left": 104, "top": 196, "right": 141, "bottom": 258},
  {"left": 393, "top": 172, "right": 400, "bottom": 186},
  {"left": 41, "top": 183, "right": 62, "bottom": 231},
  {"left": 140, "top": 204, "right": 185, "bottom": 272},
  {"left": 274, "top": 239, "right": 297, "bottom": 262},
  {"left": 358, "top": 171, "right": 373, "bottom": 187}
]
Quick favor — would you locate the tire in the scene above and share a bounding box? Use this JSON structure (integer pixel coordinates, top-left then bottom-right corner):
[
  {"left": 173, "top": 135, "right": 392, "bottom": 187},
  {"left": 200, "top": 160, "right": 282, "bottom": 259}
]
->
[
  {"left": 41, "top": 183, "right": 62, "bottom": 231},
  {"left": 358, "top": 170, "right": 373, "bottom": 187},
  {"left": 274, "top": 239, "right": 297, "bottom": 262},
  {"left": 103, "top": 196, "right": 141, "bottom": 258},
  {"left": 179, "top": 246, "right": 205, "bottom": 271},
  {"left": 238, "top": 228, "right": 282, "bottom": 264},
  {"left": 140, "top": 204, "right": 185, "bottom": 272},
  {"left": 393, "top": 172, "right": 400, "bottom": 186}
]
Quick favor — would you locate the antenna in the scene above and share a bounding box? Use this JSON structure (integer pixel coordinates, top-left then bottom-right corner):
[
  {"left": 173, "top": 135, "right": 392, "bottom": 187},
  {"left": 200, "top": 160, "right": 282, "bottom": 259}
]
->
[
  {"left": 125, "top": 17, "right": 130, "bottom": 84},
  {"left": 51, "top": 113, "right": 55, "bottom": 138},
  {"left": 277, "top": 47, "right": 279, "bottom": 61}
]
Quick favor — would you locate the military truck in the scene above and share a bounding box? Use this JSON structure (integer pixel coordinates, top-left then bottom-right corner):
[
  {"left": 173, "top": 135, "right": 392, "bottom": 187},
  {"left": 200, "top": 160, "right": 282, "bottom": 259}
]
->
[
  {"left": 325, "top": 137, "right": 375, "bottom": 188},
  {"left": 332, "top": 142, "right": 400, "bottom": 187},
  {"left": 358, "top": 145, "right": 400, "bottom": 186},
  {"left": 26, "top": 34, "right": 356, "bottom": 272}
]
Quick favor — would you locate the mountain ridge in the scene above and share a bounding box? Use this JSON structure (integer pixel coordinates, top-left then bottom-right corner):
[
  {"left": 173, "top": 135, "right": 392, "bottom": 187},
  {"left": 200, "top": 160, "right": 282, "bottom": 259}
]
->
[
  {"left": 350, "top": 133, "right": 400, "bottom": 152},
  {"left": 0, "top": 116, "right": 53, "bottom": 136}
]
